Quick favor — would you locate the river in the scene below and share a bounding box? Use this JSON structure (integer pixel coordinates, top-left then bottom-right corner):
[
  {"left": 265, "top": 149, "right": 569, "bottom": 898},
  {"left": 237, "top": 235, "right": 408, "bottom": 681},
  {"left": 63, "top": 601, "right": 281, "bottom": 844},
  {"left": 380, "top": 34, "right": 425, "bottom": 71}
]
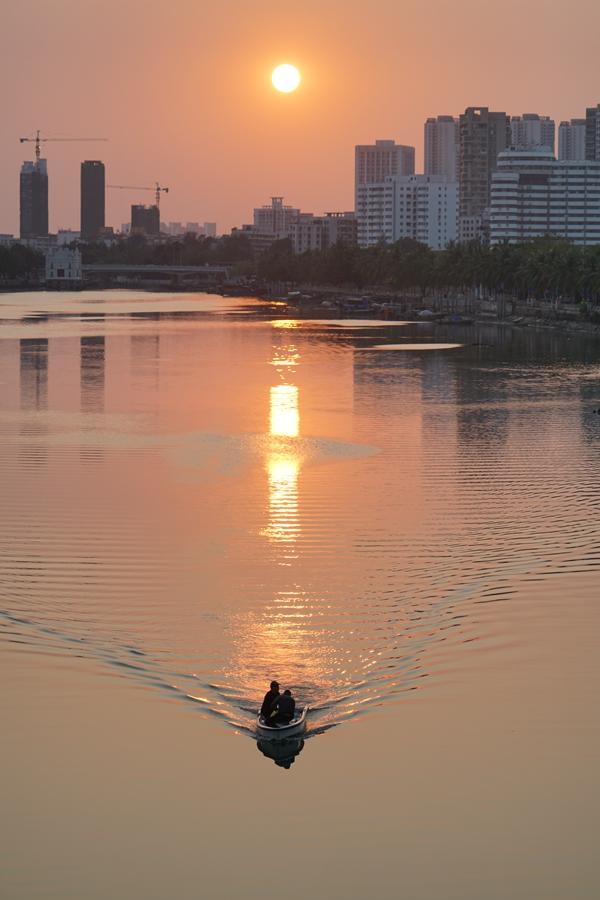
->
[{"left": 1, "top": 291, "right": 599, "bottom": 899}]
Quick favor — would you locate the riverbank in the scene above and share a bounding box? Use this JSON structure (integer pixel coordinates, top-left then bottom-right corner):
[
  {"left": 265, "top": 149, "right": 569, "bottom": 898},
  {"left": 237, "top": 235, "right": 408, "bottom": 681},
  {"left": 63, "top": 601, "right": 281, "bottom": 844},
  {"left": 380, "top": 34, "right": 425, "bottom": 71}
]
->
[{"left": 269, "top": 286, "right": 600, "bottom": 338}]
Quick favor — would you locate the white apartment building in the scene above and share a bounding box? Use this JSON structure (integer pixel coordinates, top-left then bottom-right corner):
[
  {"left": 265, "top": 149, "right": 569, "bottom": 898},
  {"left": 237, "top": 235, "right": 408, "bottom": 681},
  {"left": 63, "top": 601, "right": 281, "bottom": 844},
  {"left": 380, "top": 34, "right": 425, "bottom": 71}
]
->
[
  {"left": 356, "top": 182, "right": 392, "bottom": 245},
  {"left": 356, "top": 176, "right": 457, "bottom": 250},
  {"left": 490, "top": 149, "right": 600, "bottom": 245},
  {"left": 510, "top": 114, "right": 555, "bottom": 152},
  {"left": 424, "top": 117, "right": 458, "bottom": 181},
  {"left": 558, "top": 119, "right": 586, "bottom": 160}
]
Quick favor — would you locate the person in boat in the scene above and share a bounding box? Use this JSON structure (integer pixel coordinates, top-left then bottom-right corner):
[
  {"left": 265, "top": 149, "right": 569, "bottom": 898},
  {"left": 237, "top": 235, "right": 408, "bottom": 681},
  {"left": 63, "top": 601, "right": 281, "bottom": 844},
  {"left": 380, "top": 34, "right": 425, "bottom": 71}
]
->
[
  {"left": 260, "top": 681, "right": 280, "bottom": 720},
  {"left": 270, "top": 688, "right": 295, "bottom": 725}
]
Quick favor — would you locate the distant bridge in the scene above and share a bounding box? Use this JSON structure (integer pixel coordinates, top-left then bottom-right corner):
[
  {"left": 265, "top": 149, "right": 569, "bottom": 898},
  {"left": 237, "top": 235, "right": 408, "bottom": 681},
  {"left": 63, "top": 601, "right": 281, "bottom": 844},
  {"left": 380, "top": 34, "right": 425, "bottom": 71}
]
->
[{"left": 82, "top": 263, "right": 233, "bottom": 283}]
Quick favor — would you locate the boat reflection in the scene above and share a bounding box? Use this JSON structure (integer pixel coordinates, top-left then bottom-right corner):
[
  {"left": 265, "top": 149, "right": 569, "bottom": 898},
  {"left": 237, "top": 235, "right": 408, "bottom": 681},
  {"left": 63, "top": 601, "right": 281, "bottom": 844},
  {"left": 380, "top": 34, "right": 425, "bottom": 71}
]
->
[{"left": 256, "top": 737, "right": 305, "bottom": 770}]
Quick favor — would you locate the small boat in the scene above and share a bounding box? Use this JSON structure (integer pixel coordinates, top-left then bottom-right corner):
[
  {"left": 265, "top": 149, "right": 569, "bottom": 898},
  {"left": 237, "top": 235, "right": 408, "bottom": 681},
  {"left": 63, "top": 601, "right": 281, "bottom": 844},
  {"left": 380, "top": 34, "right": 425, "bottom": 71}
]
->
[{"left": 256, "top": 705, "right": 309, "bottom": 740}]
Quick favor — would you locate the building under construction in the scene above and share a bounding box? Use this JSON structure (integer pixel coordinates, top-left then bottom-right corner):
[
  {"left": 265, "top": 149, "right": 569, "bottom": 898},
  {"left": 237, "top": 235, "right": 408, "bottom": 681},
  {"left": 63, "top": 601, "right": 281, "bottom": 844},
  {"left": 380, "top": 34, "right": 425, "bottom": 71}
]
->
[
  {"left": 131, "top": 204, "right": 160, "bottom": 236},
  {"left": 20, "top": 159, "right": 48, "bottom": 239}
]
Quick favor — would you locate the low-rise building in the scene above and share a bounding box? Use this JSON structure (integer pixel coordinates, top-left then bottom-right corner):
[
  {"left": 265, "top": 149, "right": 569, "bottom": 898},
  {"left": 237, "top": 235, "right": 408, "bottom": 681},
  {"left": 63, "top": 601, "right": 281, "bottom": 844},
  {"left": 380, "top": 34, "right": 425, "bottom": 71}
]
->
[
  {"left": 57, "top": 229, "right": 80, "bottom": 246},
  {"left": 289, "top": 212, "right": 357, "bottom": 254},
  {"left": 322, "top": 212, "right": 357, "bottom": 247},
  {"left": 45, "top": 247, "right": 82, "bottom": 287},
  {"left": 490, "top": 148, "right": 600, "bottom": 245}
]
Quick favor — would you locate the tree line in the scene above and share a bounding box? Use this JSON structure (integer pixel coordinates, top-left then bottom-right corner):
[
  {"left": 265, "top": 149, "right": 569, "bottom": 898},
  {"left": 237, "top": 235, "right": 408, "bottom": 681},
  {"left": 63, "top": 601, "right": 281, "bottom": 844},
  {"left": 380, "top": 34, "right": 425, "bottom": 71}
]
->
[
  {"left": 5, "top": 233, "right": 600, "bottom": 302},
  {"left": 257, "top": 236, "right": 600, "bottom": 301},
  {"left": 0, "top": 244, "right": 44, "bottom": 279}
]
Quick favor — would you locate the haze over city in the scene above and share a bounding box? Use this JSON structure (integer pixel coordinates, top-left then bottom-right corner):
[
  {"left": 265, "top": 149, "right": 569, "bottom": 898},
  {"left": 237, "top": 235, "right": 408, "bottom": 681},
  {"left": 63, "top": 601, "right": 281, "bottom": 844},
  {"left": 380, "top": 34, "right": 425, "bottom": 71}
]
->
[{"left": 2, "top": 0, "right": 600, "bottom": 234}]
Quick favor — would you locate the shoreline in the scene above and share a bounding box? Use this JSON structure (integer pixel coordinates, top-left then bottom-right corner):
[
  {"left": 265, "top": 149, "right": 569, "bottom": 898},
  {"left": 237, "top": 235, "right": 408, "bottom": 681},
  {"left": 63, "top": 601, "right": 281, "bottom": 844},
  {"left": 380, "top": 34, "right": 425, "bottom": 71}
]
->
[{"left": 3, "top": 282, "right": 600, "bottom": 339}]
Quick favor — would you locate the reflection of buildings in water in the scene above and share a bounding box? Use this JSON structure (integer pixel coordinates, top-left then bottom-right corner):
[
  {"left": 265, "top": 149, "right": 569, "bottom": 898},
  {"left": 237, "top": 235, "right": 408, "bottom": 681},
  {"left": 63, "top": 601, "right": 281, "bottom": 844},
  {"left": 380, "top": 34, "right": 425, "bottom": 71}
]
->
[
  {"left": 130, "top": 334, "right": 160, "bottom": 392},
  {"left": 454, "top": 364, "right": 509, "bottom": 451},
  {"left": 578, "top": 378, "right": 600, "bottom": 446},
  {"left": 80, "top": 336, "right": 105, "bottom": 413},
  {"left": 20, "top": 338, "right": 48, "bottom": 410},
  {"left": 19, "top": 338, "right": 49, "bottom": 467}
]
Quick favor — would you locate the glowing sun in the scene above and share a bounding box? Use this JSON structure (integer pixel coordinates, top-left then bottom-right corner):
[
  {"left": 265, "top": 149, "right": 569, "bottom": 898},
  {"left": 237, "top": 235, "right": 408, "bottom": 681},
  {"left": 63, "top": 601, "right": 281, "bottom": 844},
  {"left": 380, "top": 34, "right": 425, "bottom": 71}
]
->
[{"left": 271, "top": 64, "right": 301, "bottom": 93}]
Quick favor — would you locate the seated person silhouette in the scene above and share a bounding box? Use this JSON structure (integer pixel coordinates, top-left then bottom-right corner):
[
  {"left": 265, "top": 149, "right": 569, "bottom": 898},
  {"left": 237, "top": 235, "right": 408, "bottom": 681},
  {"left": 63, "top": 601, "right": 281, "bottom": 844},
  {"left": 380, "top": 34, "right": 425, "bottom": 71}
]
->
[
  {"left": 260, "top": 681, "right": 280, "bottom": 720},
  {"left": 269, "top": 689, "right": 295, "bottom": 726}
]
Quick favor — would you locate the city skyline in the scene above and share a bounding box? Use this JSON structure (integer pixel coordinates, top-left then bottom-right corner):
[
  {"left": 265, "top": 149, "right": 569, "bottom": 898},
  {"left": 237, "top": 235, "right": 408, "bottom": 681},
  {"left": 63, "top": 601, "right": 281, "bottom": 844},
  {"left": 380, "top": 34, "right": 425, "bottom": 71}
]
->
[{"left": 2, "top": 0, "right": 600, "bottom": 235}]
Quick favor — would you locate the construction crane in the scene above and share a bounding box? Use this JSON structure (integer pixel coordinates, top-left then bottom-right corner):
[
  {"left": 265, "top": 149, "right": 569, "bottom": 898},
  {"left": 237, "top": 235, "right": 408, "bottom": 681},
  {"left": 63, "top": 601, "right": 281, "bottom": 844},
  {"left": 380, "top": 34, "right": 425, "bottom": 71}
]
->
[
  {"left": 19, "top": 130, "right": 108, "bottom": 162},
  {"left": 108, "top": 183, "right": 169, "bottom": 208}
]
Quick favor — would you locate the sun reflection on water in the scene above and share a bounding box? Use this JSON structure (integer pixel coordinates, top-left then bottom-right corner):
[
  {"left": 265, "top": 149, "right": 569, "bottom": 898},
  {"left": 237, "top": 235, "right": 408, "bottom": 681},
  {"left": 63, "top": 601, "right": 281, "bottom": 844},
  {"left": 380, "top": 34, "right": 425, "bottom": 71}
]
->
[
  {"left": 264, "top": 349, "right": 301, "bottom": 550},
  {"left": 269, "top": 384, "right": 299, "bottom": 438}
]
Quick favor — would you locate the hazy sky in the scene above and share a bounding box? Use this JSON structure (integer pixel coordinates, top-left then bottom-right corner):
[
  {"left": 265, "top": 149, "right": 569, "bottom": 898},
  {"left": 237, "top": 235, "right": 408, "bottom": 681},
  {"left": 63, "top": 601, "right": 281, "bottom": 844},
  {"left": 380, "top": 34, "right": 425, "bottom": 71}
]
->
[{"left": 2, "top": 0, "right": 600, "bottom": 234}]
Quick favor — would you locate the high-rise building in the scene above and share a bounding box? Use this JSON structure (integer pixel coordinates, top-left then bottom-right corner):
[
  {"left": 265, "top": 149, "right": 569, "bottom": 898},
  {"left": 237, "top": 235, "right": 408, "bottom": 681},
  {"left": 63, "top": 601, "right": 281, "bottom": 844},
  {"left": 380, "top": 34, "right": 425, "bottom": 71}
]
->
[
  {"left": 458, "top": 107, "right": 511, "bottom": 242},
  {"left": 20, "top": 159, "right": 48, "bottom": 239},
  {"left": 355, "top": 140, "right": 415, "bottom": 211},
  {"left": 490, "top": 148, "right": 600, "bottom": 245},
  {"left": 253, "top": 197, "right": 299, "bottom": 235},
  {"left": 203, "top": 222, "right": 217, "bottom": 237},
  {"left": 424, "top": 117, "right": 458, "bottom": 181},
  {"left": 558, "top": 119, "right": 586, "bottom": 160},
  {"left": 585, "top": 104, "right": 600, "bottom": 160},
  {"left": 356, "top": 175, "right": 457, "bottom": 250},
  {"left": 80, "top": 161, "right": 105, "bottom": 241},
  {"left": 510, "top": 114, "right": 555, "bottom": 152},
  {"left": 131, "top": 204, "right": 160, "bottom": 236}
]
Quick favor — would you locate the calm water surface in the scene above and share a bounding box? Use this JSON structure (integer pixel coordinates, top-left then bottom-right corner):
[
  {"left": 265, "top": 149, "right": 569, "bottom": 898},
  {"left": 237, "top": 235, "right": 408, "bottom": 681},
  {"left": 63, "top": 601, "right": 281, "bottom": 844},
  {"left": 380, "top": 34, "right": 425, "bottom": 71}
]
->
[{"left": 1, "top": 291, "right": 599, "bottom": 899}]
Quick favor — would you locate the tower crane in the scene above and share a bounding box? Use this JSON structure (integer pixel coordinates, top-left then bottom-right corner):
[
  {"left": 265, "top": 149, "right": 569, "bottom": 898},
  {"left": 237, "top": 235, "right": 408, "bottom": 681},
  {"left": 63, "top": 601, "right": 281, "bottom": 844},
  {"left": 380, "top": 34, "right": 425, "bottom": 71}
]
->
[
  {"left": 19, "top": 130, "right": 108, "bottom": 162},
  {"left": 108, "top": 183, "right": 169, "bottom": 208}
]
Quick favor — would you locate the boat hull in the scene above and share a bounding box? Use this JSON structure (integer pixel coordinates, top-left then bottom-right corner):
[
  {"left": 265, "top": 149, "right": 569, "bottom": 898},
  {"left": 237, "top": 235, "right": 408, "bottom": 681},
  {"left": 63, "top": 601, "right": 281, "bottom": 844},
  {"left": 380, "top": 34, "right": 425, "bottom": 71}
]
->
[{"left": 256, "top": 706, "right": 308, "bottom": 740}]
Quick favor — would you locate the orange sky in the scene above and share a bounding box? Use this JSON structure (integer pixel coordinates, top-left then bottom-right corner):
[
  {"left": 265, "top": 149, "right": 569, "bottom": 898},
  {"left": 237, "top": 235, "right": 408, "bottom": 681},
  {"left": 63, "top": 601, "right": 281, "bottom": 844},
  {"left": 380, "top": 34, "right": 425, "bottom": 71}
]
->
[{"left": 2, "top": 0, "right": 600, "bottom": 235}]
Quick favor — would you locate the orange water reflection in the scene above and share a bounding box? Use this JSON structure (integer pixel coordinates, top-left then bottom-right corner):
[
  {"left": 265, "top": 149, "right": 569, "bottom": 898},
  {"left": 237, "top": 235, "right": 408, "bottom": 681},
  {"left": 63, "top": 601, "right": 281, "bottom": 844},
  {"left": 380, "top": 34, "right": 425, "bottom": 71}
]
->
[{"left": 264, "top": 344, "right": 301, "bottom": 549}]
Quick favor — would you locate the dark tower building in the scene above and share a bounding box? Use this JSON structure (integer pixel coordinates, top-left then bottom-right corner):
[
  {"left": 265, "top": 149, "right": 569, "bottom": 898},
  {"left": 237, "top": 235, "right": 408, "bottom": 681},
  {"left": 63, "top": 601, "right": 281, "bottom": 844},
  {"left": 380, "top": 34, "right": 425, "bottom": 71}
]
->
[
  {"left": 131, "top": 204, "right": 160, "bottom": 236},
  {"left": 585, "top": 104, "right": 600, "bottom": 161},
  {"left": 458, "top": 107, "right": 511, "bottom": 242},
  {"left": 81, "top": 161, "right": 105, "bottom": 240},
  {"left": 20, "top": 159, "right": 49, "bottom": 239}
]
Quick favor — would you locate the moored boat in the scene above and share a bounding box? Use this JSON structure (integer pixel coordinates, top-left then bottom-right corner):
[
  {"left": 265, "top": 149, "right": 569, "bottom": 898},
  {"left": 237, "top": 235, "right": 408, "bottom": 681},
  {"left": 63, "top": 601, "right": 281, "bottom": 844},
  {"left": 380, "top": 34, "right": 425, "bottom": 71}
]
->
[{"left": 256, "top": 705, "right": 309, "bottom": 739}]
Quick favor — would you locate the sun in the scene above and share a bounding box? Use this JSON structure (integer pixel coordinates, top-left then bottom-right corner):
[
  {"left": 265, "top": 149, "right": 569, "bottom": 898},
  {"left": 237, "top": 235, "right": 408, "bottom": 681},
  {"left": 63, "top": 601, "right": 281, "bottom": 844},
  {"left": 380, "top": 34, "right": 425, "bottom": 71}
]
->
[{"left": 271, "top": 64, "right": 301, "bottom": 93}]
